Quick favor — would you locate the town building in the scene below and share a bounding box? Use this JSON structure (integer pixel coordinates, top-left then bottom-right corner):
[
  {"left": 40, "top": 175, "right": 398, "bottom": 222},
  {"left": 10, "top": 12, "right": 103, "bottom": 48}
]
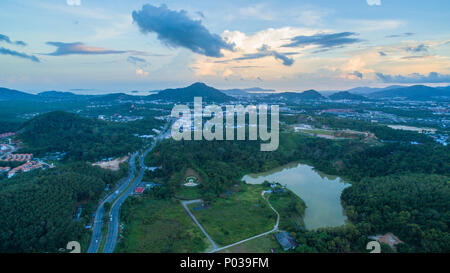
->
[
  {"left": 7, "top": 161, "right": 43, "bottom": 178},
  {"left": 0, "top": 167, "right": 11, "bottom": 173},
  {"left": 134, "top": 187, "right": 145, "bottom": 195},
  {"left": 368, "top": 233, "right": 403, "bottom": 249},
  {"left": 274, "top": 232, "right": 298, "bottom": 251},
  {"left": 0, "top": 132, "right": 15, "bottom": 138},
  {"left": 2, "top": 154, "right": 33, "bottom": 162}
]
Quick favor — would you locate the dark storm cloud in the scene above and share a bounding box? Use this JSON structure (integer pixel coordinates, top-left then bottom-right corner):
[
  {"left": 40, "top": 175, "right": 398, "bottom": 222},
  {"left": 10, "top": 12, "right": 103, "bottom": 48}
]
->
[
  {"left": 234, "top": 45, "right": 295, "bottom": 66},
  {"left": 45, "top": 42, "right": 127, "bottom": 56},
  {"left": 132, "top": 4, "right": 234, "bottom": 57},
  {"left": 282, "top": 32, "right": 362, "bottom": 51},
  {"left": 376, "top": 72, "right": 450, "bottom": 83},
  {"left": 0, "top": 47, "right": 40, "bottom": 62},
  {"left": 0, "top": 34, "right": 27, "bottom": 46}
]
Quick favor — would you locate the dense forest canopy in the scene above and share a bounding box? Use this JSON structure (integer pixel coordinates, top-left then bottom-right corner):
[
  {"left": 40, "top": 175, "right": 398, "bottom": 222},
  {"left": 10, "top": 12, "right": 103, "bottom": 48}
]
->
[
  {"left": 145, "top": 129, "right": 449, "bottom": 252},
  {"left": 342, "top": 174, "right": 450, "bottom": 253},
  {"left": 0, "top": 163, "right": 127, "bottom": 253},
  {"left": 18, "top": 111, "right": 162, "bottom": 161}
]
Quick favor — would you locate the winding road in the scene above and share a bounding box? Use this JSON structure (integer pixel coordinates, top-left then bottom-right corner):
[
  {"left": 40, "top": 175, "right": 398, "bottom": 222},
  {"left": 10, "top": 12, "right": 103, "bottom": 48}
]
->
[
  {"left": 181, "top": 200, "right": 219, "bottom": 250},
  {"left": 87, "top": 124, "right": 171, "bottom": 253},
  {"left": 86, "top": 153, "right": 138, "bottom": 253}
]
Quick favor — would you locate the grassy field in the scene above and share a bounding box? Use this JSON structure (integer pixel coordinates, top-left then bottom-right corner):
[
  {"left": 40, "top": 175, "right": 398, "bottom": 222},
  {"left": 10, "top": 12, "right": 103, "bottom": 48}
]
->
[
  {"left": 269, "top": 190, "right": 306, "bottom": 231},
  {"left": 189, "top": 183, "right": 277, "bottom": 246},
  {"left": 216, "top": 188, "right": 307, "bottom": 253},
  {"left": 175, "top": 186, "right": 202, "bottom": 200},
  {"left": 116, "top": 197, "right": 209, "bottom": 253},
  {"left": 218, "top": 234, "right": 281, "bottom": 253}
]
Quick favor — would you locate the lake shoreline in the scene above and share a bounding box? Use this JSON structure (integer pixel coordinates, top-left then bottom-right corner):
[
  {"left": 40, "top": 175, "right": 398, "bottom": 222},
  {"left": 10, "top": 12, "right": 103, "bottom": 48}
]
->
[{"left": 242, "top": 161, "right": 351, "bottom": 231}]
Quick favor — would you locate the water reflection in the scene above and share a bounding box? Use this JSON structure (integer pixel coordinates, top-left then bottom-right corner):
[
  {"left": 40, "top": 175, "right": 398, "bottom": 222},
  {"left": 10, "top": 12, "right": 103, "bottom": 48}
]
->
[{"left": 243, "top": 163, "right": 350, "bottom": 230}]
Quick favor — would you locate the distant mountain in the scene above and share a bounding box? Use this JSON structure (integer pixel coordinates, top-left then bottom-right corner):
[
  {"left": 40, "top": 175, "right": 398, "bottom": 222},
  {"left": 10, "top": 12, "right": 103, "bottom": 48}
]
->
[
  {"left": 221, "top": 87, "right": 275, "bottom": 96},
  {"left": 267, "top": 90, "right": 326, "bottom": 101},
  {"left": 88, "top": 93, "right": 140, "bottom": 102},
  {"left": 321, "top": 85, "right": 406, "bottom": 96},
  {"left": 329, "top": 91, "right": 367, "bottom": 100},
  {"left": 38, "top": 91, "right": 77, "bottom": 97},
  {"left": 0, "top": 87, "right": 36, "bottom": 101},
  {"left": 368, "top": 85, "right": 450, "bottom": 100},
  {"left": 346, "top": 85, "right": 405, "bottom": 95},
  {"left": 37, "top": 91, "right": 94, "bottom": 101},
  {"left": 149, "top": 82, "right": 235, "bottom": 102}
]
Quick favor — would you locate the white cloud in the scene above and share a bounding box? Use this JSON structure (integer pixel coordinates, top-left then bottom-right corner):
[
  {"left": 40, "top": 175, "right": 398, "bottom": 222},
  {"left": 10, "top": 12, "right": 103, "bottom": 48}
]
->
[
  {"left": 67, "top": 0, "right": 81, "bottom": 6},
  {"left": 341, "top": 19, "right": 404, "bottom": 31},
  {"left": 136, "top": 68, "right": 149, "bottom": 77},
  {"left": 366, "top": 0, "right": 381, "bottom": 6}
]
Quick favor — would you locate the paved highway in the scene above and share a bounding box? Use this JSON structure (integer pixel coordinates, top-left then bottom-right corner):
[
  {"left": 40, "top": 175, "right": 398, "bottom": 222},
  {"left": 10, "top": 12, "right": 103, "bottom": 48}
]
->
[
  {"left": 102, "top": 125, "right": 171, "bottom": 253},
  {"left": 86, "top": 153, "right": 138, "bottom": 253},
  {"left": 87, "top": 123, "right": 171, "bottom": 253},
  {"left": 102, "top": 143, "right": 155, "bottom": 253}
]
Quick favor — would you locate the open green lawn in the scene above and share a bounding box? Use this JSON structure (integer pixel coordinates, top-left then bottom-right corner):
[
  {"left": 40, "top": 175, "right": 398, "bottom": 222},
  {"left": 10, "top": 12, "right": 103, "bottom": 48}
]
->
[
  {"left": 190, "top": 184, "right": 277, "bottom": 246},
  {"left": 116, "top": 197, "right": 208, "bottom": 253}
]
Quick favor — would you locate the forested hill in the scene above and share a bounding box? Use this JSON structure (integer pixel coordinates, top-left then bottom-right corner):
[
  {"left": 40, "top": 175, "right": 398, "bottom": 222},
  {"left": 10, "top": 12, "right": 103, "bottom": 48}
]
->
[
  {"left": 0, "top": 87, "right": 36, "bottom": 101},
  {"left": 18, "top": 111, "right": 155, "bottom": 161},
  {"left": 329, "top": 91, "right": 367, "bottom": 101},
  {"left": 149, "top": 82, "right": 235, "bottom": 103},
  {"left": 368, "top": 85, "right": 450, "bottom": 100},
  {"left": 266, "top": 90, "right": 326, "bottom": 101}
]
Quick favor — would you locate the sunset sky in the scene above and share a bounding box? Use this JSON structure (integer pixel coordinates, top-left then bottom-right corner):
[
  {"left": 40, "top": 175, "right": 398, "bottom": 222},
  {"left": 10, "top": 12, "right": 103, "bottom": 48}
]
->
[{"left": 1, "top": 0, "right": 449, "bottom": 93}]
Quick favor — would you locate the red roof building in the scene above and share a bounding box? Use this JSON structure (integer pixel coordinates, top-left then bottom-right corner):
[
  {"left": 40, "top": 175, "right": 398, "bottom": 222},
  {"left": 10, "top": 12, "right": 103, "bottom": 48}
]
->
[
  {"left": 0, "top": 167, "right": 11, "bottom": 173},
  {"left": 2, "top": 154, "right": 33, "bottom": 162},
  {"left": 134, "top": 187, "right": 145, "bottom": 195},
  {"left": 0, "top": 132, "right": 15, "bottom": 138},
  {"left": 7, "top": 161, "right": 42, "bottom": 178}
]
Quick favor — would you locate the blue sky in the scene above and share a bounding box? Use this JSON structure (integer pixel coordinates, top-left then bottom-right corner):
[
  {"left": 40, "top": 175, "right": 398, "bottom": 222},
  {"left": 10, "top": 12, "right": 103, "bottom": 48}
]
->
[{"left": 0, "top": 0, "right": 449, "bottom": 93}]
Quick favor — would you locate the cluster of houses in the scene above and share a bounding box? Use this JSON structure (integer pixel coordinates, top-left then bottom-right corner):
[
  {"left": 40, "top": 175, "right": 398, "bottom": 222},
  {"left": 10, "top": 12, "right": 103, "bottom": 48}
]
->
[
  {"left": 0, "top": 144, "right": 12, "bottom": 155},
  {"left": 6, "top": 161, "right": 44, "bottom": 178},
  {"left": 0, "top": 167, "right": 11, "bottom": 173},
  {"left": 2, "top": 153, "right": 33, "bottom": 162},
  {"left": 0, "top": 153, "right": 49, "bottom": 179},
  {"left": 0, "top": 132, "right": 15, "bottom": 138}
]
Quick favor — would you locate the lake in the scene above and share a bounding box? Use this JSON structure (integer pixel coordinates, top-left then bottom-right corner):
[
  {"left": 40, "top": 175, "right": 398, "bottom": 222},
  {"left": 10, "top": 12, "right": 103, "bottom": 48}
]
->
[{"left": 242, "top": 163, "right": 350, "bottom": 230}]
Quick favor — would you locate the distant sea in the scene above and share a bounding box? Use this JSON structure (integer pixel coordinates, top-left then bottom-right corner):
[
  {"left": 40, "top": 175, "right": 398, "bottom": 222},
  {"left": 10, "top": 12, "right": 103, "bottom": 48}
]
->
[{"left": 66, "top": 89, "right": 159, "bottom": 96}]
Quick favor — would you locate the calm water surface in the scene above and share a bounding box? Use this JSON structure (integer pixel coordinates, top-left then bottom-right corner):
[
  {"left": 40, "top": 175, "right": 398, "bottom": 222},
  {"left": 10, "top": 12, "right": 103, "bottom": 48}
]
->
[{"left": 242, "top": 163, "right": 350, "bottom": 230}]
